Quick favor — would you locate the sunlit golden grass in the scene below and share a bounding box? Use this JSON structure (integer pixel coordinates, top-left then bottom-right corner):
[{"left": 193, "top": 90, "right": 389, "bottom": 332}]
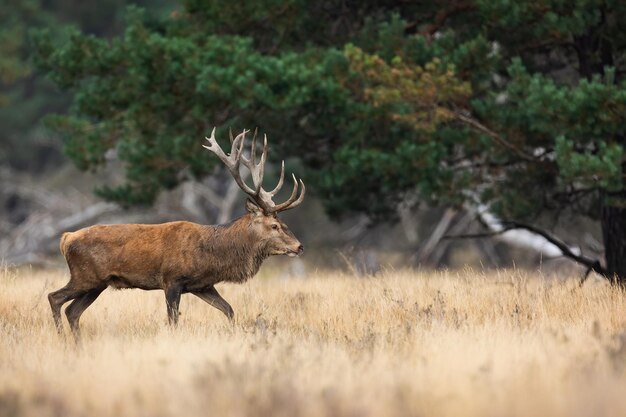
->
[{"left": 2, "top": 265, "right": 626, "bottom": 417}]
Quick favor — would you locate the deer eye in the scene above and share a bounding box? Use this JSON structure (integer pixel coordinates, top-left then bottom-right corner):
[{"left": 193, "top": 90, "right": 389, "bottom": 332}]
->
[{"left": 271, "top": 224, "right": 279, "bottom": 230}]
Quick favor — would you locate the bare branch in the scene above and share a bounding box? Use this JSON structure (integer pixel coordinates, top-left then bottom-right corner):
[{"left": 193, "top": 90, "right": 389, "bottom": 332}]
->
[
  {"left": 499, "top": 220, "right": 607, "bottom": 278},
  {"left": 443, "top": 229, "right": 513, "bottom": 239},
  {"left": 445, "top": 219, "right": 608, "bottom": 279}
]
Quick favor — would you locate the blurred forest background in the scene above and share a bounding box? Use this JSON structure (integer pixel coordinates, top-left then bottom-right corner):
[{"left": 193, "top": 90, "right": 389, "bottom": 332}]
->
[{"left": 2, "top": 0, "right": 626, "bottom": 280}]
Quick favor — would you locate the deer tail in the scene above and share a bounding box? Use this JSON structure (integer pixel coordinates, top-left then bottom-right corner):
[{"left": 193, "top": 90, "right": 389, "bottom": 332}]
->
[{"left": 59, "top": 232, "right": 72, "bottom": 258}]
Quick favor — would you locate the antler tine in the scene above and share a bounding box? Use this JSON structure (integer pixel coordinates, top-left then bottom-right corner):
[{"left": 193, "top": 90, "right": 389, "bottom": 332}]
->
[
  {"left": 228, "top": 129, "right": 247, "bottom": 163},
  {"left": 255, "top": 134, "right": 267, "bottom": 193},
  {"left": 235, "top": 129, "right": 247, "bottom": 158},
  {"left": 204, "top": 130, "right": 226, "bottom": 165},
  {"left": 203, "top": 127, "right": 227, "bottom": 160},
  {"left": 250, "top": 128, "right": 258, "bottom": 164},
  {"left": 272, "top": 174, "right": 306, "bottom": 212},
  {"left": 204, "top": 127, "right": 256, "bottom": 196},
  {"left": 269, "top": 160, "right": 285, "bottom": 196},
  {"left": 287, "top": 179, "right": 306, "bottom": 210},
  {"left": 240, "top": 130, "right": 267, "bottom": 195}
]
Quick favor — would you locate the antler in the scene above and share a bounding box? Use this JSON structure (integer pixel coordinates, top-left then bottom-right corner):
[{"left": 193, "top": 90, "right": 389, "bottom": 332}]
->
[{"left": 203, "top": 127, "right": 305, "bottom": 214}]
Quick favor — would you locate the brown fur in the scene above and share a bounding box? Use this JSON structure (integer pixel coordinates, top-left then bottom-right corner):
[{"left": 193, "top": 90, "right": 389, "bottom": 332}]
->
[{"left": 48, "top": 203, "right": 302, "bottom": 339}]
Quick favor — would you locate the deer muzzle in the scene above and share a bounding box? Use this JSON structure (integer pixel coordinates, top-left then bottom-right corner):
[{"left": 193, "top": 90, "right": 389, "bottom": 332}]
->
[{"left": 287, "top": 244, "right": 304, "bottom": 257}]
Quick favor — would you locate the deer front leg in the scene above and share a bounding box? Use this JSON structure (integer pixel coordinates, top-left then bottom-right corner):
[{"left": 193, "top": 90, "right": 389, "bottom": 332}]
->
[
  {"left": 192, "top": 286, "right": 234, "bottom": 321},
  {"left": 165, "top": 285, "right": 182, "bottom": 326}
]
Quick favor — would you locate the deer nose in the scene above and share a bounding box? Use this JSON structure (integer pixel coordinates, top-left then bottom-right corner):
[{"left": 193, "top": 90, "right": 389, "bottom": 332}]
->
[{"left": 297, "top": 245, "right": 304, "bottom": 255}]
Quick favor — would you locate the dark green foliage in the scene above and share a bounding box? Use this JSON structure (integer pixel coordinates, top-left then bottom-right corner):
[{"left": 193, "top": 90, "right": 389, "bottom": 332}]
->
[
  {"left": 33, "top": 6, "right": 355, "bottom": 203},
  {"left": 339, "top": 1, "right": 626, "bottom": 226},
  {"left": 33, "top": 1, "right": 626, "bottom": 276},
  {"left": 0, "top": 0, "right": 176, "bottom": 172}
]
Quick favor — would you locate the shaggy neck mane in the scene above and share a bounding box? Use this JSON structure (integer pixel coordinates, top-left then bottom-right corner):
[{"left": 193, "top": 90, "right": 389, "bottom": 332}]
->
[{"left": 200, "top": 214, "right": 268, "bottom": 282}]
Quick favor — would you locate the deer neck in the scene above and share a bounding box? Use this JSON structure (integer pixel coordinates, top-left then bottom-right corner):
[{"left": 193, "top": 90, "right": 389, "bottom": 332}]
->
[{"left": 202, "top": 215, "right": 268, "bottom": 282}]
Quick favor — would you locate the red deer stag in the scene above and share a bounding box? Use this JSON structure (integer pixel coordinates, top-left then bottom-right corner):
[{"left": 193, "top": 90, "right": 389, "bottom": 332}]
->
[{"left": 49, "top": 128, "right": 305, "bottom": 339}]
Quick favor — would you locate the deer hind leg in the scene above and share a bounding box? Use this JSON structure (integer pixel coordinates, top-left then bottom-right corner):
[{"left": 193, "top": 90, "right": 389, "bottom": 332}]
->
[
  {"left": 165, "top": 286, "right": 182, "bottom": 326},
  {"left": 65, "top": 286, "right": 106, "bottom": 341},
  {"left": 48, "top": 284, "right": 84, "bottom": 335},
  {"left": 192, "top": 286, "right": 234, "bottom": 321}
]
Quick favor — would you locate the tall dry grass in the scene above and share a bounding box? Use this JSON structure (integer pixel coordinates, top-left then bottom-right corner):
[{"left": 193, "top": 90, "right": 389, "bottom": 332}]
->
[{"left": 1, "top": 265, "right": 626, "bottom": 417}]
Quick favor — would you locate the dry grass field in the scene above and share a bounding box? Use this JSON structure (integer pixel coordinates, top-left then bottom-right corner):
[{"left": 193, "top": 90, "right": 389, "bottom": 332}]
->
[{"left": 2, "top": 265, "right": 626, "bottom": 417}]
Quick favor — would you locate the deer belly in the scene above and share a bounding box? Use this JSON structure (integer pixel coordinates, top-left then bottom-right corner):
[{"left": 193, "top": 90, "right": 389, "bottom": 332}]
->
[{"left": 105, "top": 271, "right": 162, "bottom": 290}]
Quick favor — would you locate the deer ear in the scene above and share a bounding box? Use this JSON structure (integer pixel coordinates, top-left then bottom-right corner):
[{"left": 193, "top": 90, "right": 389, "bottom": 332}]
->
[{"left": 245, "top": 199, "right": 264, "bottom": 216}]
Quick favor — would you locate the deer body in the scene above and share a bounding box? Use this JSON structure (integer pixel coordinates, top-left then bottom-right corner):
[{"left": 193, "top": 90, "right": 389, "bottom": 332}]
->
[
  {"left": 49, "top": 128, "right": 305, "bottom": 340},
  {"left": 61, "top": 218, "right": 268, "bottom": 290}
]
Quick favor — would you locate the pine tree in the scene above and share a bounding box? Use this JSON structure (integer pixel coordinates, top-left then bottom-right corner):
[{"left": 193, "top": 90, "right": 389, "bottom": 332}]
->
[{"left": 34, "top": 1, "right": 626, "bottom": 281}]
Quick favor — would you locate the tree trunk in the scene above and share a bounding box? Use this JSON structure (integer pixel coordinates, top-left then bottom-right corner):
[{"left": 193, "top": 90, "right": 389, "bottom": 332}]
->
[{"left": 601, "top": 196, "right": 626, "bottom": 284}]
